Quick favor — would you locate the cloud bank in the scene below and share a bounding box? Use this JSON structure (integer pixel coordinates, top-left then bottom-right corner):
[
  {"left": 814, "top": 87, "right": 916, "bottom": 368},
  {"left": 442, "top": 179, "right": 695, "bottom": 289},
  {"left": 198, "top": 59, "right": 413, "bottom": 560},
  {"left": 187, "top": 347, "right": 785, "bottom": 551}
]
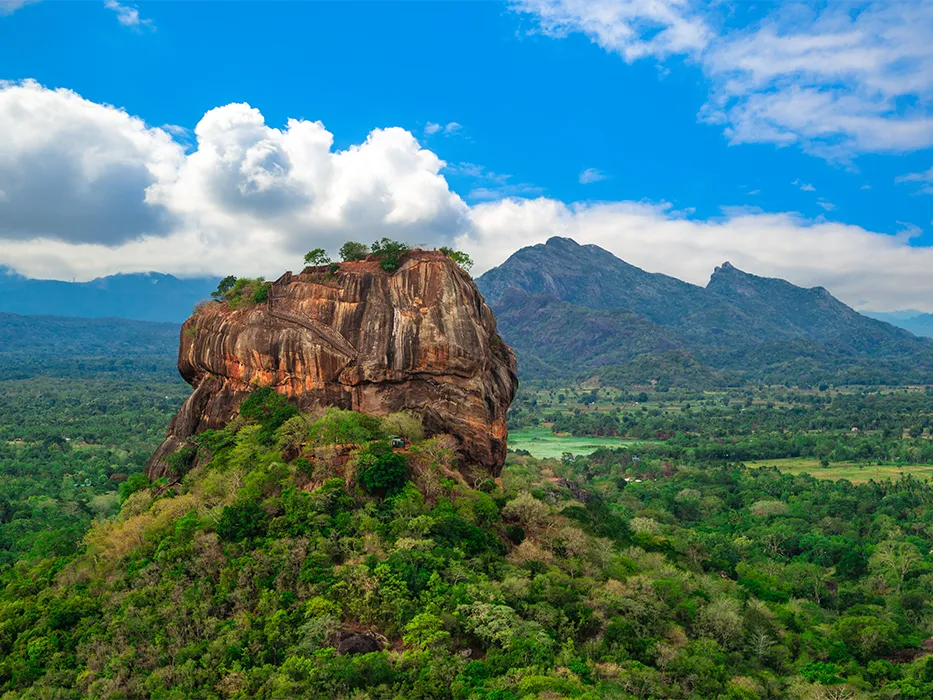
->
[{"left": 2, "top": 80, "right": 933, "bottom": 312}]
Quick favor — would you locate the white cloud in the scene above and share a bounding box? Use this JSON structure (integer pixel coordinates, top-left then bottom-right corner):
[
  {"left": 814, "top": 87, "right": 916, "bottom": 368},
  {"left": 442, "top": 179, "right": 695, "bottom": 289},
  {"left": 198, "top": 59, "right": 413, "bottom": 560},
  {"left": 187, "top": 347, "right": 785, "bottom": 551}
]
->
[
  {"left": 0, "top": 80, "right": 182, "bottom": 244},
  {"left": 104, "top": 0, "right": 153, "bottom": 29},
  {"left": 446, "top": 161, "right": 542, "bottom": 200},
  {"left": 579, "top": 167, "right": 607, "bottom": 184},
  {"left": 0, "top": 81, "right": 468, "bottom": 280},
  {"left": 515, "top": 0, "right": 933, "bottom": 158},
  {"left": 0, "top": 0, "right": 38, "bottom": 15},
  {"left": 424, "top": 121, "right": 461, "bottom": 137},
  {"left": 6, "top": 81, "right": 933, "bottom": 311},
  {"left": 792, "top": 179, "right": 816, "bottom": 192},
  {"left": 515, "top": 0, "right": 710, "bottom": 62},
  {"left": 896, "top": 165, "right": 933, "bottom": 194},
  {"left": 816, "top": 200, "right": 835, "bottom": 211}
]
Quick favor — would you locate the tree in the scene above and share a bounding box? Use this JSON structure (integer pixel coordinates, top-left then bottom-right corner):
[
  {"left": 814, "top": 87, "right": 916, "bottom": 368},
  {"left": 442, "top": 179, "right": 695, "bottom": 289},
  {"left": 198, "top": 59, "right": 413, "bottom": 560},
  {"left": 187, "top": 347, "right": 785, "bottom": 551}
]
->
[
  {"left": 304, "top": 248, "right": 331, "bottom": 267},
  {"left": 339, "top": 241, "right": 370, "bottom": 262},
  {"left": 370, "top": 238, "right": 410, "bottom": 272},
  {"left": 870, "top": 540, "right": 921, "bottom": 589},
  {"left": 357, "top": 442, "right": 408, "bottom": 495},
  {"left": 211, "top": 275, "right": 237, "bottom": 299},
  {"left": 439, "top": 246, "right": 474, "bottom": 272}
]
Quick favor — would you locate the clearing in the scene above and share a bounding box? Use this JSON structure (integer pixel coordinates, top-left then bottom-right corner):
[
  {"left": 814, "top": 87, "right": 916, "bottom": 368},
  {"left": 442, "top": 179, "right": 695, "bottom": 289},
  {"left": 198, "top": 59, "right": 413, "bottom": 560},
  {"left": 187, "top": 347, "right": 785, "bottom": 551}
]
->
[
  {"left": 508, "top": 426, "right": 652, "bottom": 459},
  {"left": 745, "top": 457, "right": 933, "bottom": 483}
]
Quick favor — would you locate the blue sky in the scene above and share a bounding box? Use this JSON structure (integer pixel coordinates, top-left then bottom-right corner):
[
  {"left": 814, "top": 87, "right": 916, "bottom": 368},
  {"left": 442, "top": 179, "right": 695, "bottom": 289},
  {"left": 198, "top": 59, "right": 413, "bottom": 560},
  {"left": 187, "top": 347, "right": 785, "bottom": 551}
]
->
[{"left": 1, "top": 1, "right": 933, "bottom": 310}]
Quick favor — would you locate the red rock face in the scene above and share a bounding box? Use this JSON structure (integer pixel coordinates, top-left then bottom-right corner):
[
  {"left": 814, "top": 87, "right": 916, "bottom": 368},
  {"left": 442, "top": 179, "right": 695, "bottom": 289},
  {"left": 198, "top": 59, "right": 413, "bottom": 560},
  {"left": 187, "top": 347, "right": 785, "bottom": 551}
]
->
[{"left": 147, "top": 251, "right": 518, "bottom": 479}]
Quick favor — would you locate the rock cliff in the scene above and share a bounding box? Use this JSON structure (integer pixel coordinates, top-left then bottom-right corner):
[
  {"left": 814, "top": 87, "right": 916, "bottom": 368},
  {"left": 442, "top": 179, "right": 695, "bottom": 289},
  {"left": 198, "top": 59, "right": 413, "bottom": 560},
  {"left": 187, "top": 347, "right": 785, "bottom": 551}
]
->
[{"left": 147, "top": 250, "right": 517, "bottom": 479}]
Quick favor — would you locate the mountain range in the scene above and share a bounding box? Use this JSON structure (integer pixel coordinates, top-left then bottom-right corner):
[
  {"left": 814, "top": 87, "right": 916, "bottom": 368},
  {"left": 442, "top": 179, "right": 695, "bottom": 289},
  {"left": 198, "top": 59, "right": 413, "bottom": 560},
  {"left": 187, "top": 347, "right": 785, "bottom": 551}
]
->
[
  {"left": 475, "top": 237, "right": 933, "bottom": 387},
  {"left": 0, "top": 267, "right": 217, "bottom": 323},
  {"left": 864, "top": 310, "right": 933, "bottom": 339}
]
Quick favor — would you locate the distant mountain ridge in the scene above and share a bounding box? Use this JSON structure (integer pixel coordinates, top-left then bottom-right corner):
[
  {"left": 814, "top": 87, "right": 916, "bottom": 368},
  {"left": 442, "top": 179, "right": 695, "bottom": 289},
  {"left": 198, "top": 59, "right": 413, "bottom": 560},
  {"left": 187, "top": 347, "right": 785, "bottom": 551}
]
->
[
  {"left": 476, "top": 237, "right": 933, "bottom": 386},
  {"left": 0, "top": 267, "right": 218, "bottom": 322},
  {"left": 865, "top": 310, "right": 933, "bottom": 339}
]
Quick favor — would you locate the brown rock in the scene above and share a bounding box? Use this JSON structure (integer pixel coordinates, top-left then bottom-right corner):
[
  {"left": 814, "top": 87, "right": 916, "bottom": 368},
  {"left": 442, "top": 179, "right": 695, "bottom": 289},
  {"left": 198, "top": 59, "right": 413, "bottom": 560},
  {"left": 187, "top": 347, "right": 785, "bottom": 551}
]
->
[{"left": 147, "top": 250, "right": 517, "bottom": 479}]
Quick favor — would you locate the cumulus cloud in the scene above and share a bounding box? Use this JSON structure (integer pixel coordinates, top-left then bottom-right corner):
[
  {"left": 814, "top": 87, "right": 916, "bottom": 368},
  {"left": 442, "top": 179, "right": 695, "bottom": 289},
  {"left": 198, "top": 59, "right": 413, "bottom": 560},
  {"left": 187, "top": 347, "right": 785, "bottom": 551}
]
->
[
  {"left": 514, "top": 0, "right": 933, "bottom": 158},
  {"left": 793, "top": 179, "right": 816, "bottom": 192},
  {"left": 0, "top": 81, "right": 468, "bottom": 279},
  {"left": 5, "top": 80, "right": 933, "bottom": 311},
  {"left": 0, "top": 80, "right": 182, "bottom": 244},
  {"left": 578, "top": 167, "right": 607, "bottom": 184}
]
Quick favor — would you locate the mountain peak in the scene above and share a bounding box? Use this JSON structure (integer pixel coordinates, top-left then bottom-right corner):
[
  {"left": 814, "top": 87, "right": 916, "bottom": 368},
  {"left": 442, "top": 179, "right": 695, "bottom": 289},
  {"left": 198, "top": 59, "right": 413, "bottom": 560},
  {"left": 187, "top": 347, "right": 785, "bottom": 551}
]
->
[{"left": 544, "top": 236, "right": 581, "bottom": 249}]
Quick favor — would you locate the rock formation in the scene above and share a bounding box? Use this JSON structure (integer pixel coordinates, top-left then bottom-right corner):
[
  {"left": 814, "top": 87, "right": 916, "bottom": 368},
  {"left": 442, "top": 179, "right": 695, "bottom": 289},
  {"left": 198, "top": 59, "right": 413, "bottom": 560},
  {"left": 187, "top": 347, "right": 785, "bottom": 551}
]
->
[{"left": 147, "top": 250, "right": 517, "bottom": 479}]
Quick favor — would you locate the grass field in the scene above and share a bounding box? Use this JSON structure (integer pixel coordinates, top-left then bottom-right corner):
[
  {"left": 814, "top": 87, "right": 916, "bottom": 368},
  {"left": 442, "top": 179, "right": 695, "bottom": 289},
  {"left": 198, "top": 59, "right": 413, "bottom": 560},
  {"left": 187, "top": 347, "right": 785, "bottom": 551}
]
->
[
  {"left": 508, "top": 426, "right": 651, "bottom": 459},
  {"left": 745, "top": 457, "right": 933, "bottom": 483}
]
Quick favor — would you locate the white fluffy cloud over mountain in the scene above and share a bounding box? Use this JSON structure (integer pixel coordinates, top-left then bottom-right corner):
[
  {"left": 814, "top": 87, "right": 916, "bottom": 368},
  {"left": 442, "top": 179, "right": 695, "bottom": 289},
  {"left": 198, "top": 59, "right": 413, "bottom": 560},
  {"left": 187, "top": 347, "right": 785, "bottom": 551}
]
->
[{"left": 3, "top": 80, "right": 933, "bottom": 311}]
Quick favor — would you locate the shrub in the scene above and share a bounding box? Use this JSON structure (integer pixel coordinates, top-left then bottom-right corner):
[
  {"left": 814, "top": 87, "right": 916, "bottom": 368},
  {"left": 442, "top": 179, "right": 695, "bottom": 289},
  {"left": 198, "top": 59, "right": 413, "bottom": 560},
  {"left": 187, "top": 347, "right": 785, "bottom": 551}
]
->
[
  {"left": 370, "top": 238, "right": 410, "bottom": 273},
  {"left": 217, "top": 277, "right": 271, "bottom": 309},
  {"left": 339, "top": 241, "right": 370, "bottom": 262}
]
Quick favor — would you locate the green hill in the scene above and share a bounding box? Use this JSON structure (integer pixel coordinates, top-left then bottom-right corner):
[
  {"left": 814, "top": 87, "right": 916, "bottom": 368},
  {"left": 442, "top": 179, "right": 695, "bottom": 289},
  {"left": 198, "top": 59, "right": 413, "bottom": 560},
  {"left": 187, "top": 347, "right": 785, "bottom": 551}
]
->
[{"left": 3, "top": 396, "right": 933, "bottom": 698}]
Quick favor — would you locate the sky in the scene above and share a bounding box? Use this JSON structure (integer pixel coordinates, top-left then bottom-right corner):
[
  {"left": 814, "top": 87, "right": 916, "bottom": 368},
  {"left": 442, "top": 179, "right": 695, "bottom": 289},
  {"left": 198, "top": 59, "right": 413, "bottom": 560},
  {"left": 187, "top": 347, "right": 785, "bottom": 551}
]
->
[{"left": 1, "top": 0, "right": 933, "bottom": 311}]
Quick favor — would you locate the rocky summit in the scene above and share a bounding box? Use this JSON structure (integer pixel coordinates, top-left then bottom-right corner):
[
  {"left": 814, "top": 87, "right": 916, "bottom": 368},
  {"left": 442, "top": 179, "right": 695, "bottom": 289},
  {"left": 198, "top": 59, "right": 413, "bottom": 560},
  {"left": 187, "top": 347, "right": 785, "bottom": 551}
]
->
[{"left": 147, "top": 250, "right": 517, "bottom": 479}]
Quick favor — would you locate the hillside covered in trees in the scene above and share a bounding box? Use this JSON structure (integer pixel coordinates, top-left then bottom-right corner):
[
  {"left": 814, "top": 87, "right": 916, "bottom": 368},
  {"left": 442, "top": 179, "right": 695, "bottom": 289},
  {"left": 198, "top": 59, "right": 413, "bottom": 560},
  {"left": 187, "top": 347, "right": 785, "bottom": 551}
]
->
[{"left": 2, "top": 390, "right": 933, "bottom": 698}]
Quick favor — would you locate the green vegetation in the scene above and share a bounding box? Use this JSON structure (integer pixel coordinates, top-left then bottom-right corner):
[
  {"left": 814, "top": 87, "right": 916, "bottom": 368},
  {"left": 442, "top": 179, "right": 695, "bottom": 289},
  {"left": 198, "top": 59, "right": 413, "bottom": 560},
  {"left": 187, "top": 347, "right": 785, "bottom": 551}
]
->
[
  {"left": 0, "top": 371, "right": 187, "bottom": 571},
  {"left": 509, "top": 383, "right": 933, "bottom": 466},
  {"left": 304, "top": 248, "right": 331, "bottom": 267},
  {"left": 4, "top": 388, "right": 933, "bottom": 698},
  {"left": 211, "top": 275, "right": 238, "bottom": 300},
  {"left": 745, "top": 458, "right": 933, "bottom": 483},
  {"left": 212, "top": 277, "right": 272, "bottom": 309},
  {"left": 440, "top": 246, "right": 474, "bottom": 273},
  {"left": 476, "top": 237, "right": 933, "bottom": 387},
  {"left": 508, "top": 426, "right": 651, "bottom": 459},
  {"left": 339, "top": 241, "right": 370, "bottom": 262},
  {"left": 370, "top": 238, "right": 411, "bottom": 273}
]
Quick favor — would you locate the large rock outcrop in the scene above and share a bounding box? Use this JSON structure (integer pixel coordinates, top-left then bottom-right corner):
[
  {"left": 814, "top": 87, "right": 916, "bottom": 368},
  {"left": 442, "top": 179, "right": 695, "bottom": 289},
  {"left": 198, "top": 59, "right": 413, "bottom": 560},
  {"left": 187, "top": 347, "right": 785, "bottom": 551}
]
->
[{"left": 147, "top": 250, "right": 517, "bottom": 479}]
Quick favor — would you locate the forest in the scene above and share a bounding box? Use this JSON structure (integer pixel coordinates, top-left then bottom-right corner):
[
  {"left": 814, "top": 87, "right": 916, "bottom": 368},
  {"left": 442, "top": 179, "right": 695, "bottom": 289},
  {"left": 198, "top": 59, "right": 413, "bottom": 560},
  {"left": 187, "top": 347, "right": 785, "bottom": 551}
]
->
[{"left": 1, "top": 373, "right": 933, "bottom": 698}]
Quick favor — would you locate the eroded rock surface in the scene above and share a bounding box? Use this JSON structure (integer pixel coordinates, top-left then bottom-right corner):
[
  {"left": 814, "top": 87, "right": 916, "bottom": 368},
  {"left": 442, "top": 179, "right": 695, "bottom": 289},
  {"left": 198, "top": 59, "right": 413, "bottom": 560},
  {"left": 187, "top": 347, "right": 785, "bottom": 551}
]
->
[{"left": 147, "top": 250, "right": 517, "bottom": 478}]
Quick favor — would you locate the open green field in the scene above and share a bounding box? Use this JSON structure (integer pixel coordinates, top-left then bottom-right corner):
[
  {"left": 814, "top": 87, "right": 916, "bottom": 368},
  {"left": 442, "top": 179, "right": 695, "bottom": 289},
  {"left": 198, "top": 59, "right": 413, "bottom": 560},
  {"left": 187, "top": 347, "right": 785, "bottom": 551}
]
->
[
  {"left": 508, "top": 426, "right": 651, "bottom": 459},
  {"left": 745, "top": 457, "right": 933, "bottom": 483}
]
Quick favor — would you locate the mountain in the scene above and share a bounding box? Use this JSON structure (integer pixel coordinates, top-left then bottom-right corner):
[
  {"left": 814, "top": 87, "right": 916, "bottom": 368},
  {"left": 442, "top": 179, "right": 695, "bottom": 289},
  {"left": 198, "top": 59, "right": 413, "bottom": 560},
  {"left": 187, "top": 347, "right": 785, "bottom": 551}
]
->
[
  {"left": 865, "top": 310, "right": 933, "bottom": 339},
  {"left": 0, "top": 267, "right": 218, "bottom": 322},
  {"left": 476, "top": 237, "right": 933, "bottom": 386}
]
